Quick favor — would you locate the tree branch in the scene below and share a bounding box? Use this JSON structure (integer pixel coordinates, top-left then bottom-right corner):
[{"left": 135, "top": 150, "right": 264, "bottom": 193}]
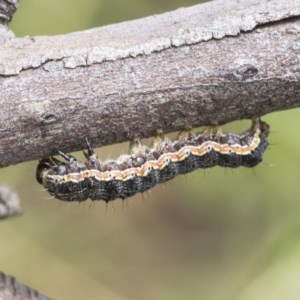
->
[
  {"left": 0, "top": 0, "right": 300, "bottom": 168},
  {"left": 0, "top": 0, "right": 18, "bottom": 43},
  {"left": 0, "top": 272, "right": 50, "bottom": 300},
  {"left": 0, "top": 184, "right": 22, "bottom": 219},
  {"left": 0, "top": 0, "right": 18, "bottom": 25}
]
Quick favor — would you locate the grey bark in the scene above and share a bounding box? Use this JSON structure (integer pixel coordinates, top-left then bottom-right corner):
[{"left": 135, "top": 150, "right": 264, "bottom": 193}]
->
[
  {"left": 0, "top": 0, "right": 18, "bottom": 25},
  {"left": 0, "top": 0, "right": 17, "bottom": 44},
  {"left": 0, "top": 0, "right": 299, "bottom": 169},
  {"left": 0, "top": 272, "right": 50, "bottom": 300}
]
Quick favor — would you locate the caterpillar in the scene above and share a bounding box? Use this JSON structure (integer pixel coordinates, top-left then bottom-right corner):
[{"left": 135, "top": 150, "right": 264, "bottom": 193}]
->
[{"left": 36, "top": 119, "right": 269, "bottom": 202}]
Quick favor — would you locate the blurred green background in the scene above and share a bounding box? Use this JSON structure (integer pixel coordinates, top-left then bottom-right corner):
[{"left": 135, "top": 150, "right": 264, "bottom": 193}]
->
[{"left": 1, "top": 1, "right": 300, "bottom": 299}]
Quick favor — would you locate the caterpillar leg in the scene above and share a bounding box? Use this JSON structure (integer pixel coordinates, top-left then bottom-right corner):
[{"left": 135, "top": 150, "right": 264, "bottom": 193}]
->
[
  {"left": 82, "top": 138, "right": 101, "bottom": 171},
  {"left": 129, "top": 137, "right": 143, "bottom": 155},
  {"left": 41, "top": 157, "right": 61, "bottom": 167},
  {"left": 58, "top": 151, "right": 77, "bottom": 162},
  {"left": 176, "top": 125, "right": 193, "bottom": 142},
  {"left": 83, "top": 138, "right": 98, "bottom": 160},
  {"left": 202, "top": 124, "right": 222, "bottom": 136},
  {"left": 151, "top": 129, "right": 164, "bottom": 150},
  {"left": 85, "top": 138, "right": 94, "bottom": 157},
  {"left": 250, "top": 118, "right": 261, "bottom": 132}
]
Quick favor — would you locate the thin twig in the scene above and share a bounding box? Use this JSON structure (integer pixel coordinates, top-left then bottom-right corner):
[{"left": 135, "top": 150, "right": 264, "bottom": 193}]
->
[{"left": 0, "top": 272, "right": 51, "bottom": 300}]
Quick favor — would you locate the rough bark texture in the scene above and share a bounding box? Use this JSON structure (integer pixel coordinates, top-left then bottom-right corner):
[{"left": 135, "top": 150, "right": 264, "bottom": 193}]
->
[
  {"left": 0, "top": 272, "right": 50, "bottom": 300},
  {"left": 0, "top": 0, "right": 299, "bottom": 299},
  {"left": 0, "top": 0, "right": 300, "bottom": 169},
  {"left": 0, "top": 184, "right": 22, "bottom": 219}
]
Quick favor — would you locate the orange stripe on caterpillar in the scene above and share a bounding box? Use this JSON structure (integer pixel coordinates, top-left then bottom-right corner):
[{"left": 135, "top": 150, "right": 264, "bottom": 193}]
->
[{"left": 36, "top": 119, "right": 269, "bottom": 202}]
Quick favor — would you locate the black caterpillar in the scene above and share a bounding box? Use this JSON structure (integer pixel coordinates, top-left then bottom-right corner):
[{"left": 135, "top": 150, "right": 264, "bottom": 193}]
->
[{"left": 36, "top": 119, "right": 269, "bottom": 202}]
